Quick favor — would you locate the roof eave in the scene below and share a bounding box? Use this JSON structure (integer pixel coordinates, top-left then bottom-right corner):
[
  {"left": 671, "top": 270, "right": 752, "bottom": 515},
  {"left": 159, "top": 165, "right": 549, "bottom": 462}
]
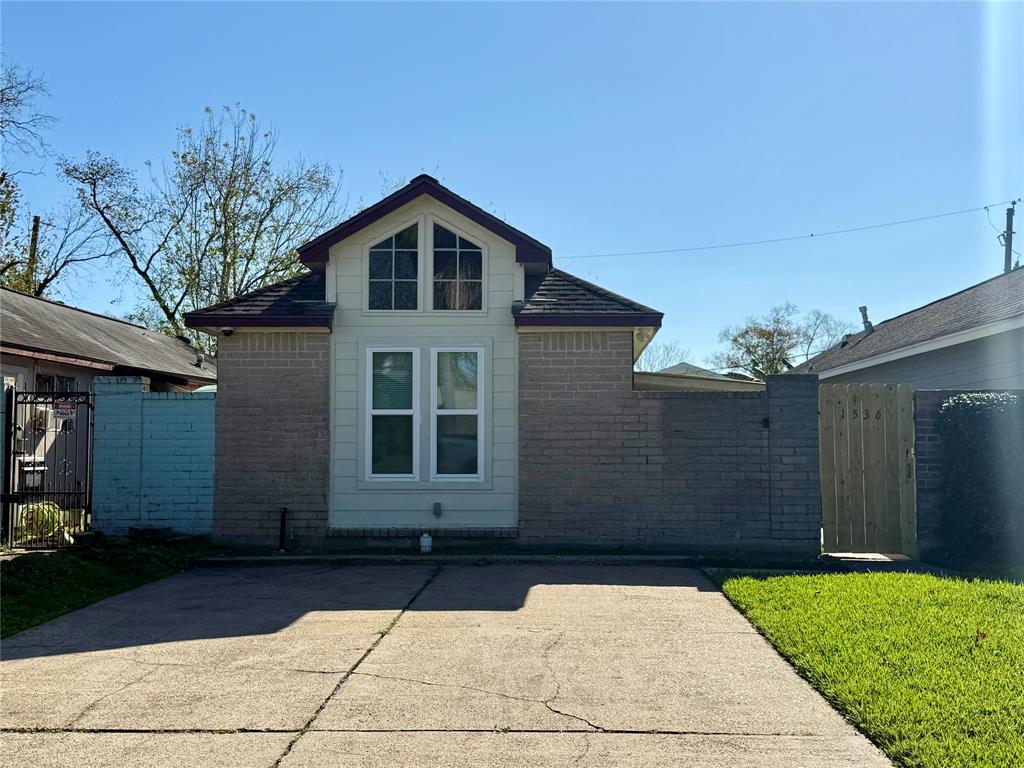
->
[
  {"left": 513, "top": 312, "right": 663, "bottom": 329},
  {"left": 183, "top": 312, "right": 334, "bottom": 331},
  {"left": 297, "top": 176, "right": 552, "bottom": 268}
]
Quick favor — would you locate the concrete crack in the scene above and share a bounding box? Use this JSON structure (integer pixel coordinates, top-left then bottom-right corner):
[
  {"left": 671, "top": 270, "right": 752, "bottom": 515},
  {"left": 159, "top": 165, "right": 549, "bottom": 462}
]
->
[
  {"left": 66, "top": 665, "right": 162, "bottom": 728},
  {"left": 270, "top": 564, "right": 444, "bottom": 768}
]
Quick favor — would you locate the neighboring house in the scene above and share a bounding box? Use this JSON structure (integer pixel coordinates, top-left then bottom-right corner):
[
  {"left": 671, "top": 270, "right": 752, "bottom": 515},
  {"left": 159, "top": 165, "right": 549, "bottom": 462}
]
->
[
  {"left": 793, "top": 268, "right": 1024, "bottom": 389},
  {"left": 185, "top": 175, "right": 665, "bottom": 545},
  {"left": 1, "top": 288, "right": 216, "bottom": 393},
  {"left": 634, "top": 361, "right": 765, "bottom": 392}
]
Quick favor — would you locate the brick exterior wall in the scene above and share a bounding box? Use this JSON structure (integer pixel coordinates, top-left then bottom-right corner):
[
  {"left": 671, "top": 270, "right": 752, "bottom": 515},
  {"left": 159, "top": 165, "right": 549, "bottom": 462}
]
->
[
  {"left": 214, "top": 332, "right": 330, "bottom": 548},
  {"left": 92, "top": 376, "right": 214, "bottom": 535},
  {"left": 518, "top": 330, "right": 820, "bottom": 556},
  {"left": 912, "top": 390, "right": 946, "bottom": 560}
]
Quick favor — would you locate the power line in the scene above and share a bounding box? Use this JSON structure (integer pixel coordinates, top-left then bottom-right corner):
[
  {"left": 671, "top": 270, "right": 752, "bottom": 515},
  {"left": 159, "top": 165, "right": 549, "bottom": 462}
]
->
[{"left": 560, "top": 197, "right": 1022, "bottom": 261}]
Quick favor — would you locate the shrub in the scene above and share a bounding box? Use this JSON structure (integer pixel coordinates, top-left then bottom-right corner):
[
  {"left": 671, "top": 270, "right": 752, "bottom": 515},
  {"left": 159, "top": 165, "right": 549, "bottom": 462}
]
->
[{"left": 936, "top": 392, "right": 1024, "bottom": 567}]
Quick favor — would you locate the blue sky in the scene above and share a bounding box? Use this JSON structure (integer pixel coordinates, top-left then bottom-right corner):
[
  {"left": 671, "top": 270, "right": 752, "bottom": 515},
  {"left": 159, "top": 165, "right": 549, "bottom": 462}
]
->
[{"left": 5, "top": 2, "right": 1023, "bottom": 364}]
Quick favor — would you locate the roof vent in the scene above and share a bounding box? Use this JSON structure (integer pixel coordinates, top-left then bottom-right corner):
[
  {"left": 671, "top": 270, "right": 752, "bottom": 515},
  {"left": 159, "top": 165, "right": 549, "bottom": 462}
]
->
[
  {"left": 195, "top": 352, "right": 205, "bottom": 368},
  {"left": 858, "top": 306, "right": 874, "bottom": 335}
]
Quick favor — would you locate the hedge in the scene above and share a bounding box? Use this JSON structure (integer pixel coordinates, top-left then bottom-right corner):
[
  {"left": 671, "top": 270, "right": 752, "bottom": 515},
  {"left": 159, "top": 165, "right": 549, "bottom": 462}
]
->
[{"left": 936, "top": 392, "right": 1024, "bottom": 567}]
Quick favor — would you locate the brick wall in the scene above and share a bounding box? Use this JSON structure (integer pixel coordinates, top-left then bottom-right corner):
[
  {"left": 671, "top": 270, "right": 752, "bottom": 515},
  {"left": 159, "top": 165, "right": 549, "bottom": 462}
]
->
[
  {"left": 518, "top": 330, "right": 820, "bottom": 556},
  {"left": 912, "top": 390, "right": 945, "bottom": 559},
  {"left": 92, "top": 376, "right": 214, "bottom": 534},
  {"left": 214, "top": 331, "right": 330, "bottom": 548}
]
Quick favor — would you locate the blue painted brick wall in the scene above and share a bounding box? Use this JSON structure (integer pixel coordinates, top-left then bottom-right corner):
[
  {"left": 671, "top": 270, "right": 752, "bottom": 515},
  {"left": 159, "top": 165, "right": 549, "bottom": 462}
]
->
[{"left": 92, "top": 376, "right": 215, "bottom": 534}]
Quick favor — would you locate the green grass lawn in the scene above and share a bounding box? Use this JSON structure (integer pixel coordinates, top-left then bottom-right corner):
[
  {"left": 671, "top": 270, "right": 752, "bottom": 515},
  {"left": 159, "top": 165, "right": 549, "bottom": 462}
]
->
[
  {"left": 1, "top": 536, "right": 211, "bottom": 638},
  {"left": 721, "top": 572, "right": 1024, "bottom": 768}
]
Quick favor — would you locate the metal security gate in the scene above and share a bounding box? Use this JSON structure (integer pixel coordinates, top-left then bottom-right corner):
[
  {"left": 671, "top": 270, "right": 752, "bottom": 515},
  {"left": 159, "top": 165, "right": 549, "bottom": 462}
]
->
[
  {"left": 2, "top": 388, "right": 93, "bottom": 548},
  {"left": 819, "top": 383, "right": 917, "bottom": 556}
]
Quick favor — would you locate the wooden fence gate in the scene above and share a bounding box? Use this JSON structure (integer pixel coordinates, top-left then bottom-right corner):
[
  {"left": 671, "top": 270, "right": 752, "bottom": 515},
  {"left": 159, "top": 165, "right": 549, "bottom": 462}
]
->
[{"left": 819, "top": 383, "right": 917, "bottom": 556}]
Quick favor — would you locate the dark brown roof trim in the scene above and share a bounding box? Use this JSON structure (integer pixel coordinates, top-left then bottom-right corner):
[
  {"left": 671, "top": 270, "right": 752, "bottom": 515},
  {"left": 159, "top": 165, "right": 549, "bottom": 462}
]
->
[
  {"left": 513, "top": 313, "right": 663, "bottom": 329},
  {"left": 1, "top": 344, "right": 117, "bottom": 370},
  {"left": 298, "top": 175, "right": 552, "bottom": 267},
  {"left": 182, "top": 313, "right": 334, "bottom": 330}
]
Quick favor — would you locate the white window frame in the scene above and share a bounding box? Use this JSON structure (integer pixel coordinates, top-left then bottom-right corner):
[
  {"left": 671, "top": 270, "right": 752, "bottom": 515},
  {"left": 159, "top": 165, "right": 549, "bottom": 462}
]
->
[
  {"left": 365, "top": 347, "right": 420, "bottom": 481},
  {"left": 428, "top": 216, "right": 488, "bottom": 314},
  {"left": 430, "top": 347, "right": 484, "bottom": 481},
  {"left": 362, "top": 217, "right": 423, "bottom": 315}
]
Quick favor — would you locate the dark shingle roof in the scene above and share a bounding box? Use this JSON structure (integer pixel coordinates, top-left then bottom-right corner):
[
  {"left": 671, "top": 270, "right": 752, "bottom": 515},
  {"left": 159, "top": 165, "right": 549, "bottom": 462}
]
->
[
  {"left": 660, "top": 361, "right": 732, "bottom": 379},
  {"left": 793, "top": 268, "right": 1024, "bottom": 374},
  {"left": 514, "top": 269, "right": 662, "bottom": 328},
  {"left": 183, "top": 272, "right": 334, "bottom": 329},
  {"left": 1, "top": 289, "right": 216, "bottom": 382}
]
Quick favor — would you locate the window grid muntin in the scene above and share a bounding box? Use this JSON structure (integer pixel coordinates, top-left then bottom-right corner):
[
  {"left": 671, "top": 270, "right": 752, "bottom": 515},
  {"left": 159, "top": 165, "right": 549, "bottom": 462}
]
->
[
  {"left": 432, "top": 223, "right": 483, "bottom": 311},
  {"left": 368, "top": 223, "right": 419, "bottom": 311},
  {"left": 366, "top": 348, "right": 419, "bottom": 480},
  {"left": 431, "top": 347, "right": 483, "bottom": 480}
]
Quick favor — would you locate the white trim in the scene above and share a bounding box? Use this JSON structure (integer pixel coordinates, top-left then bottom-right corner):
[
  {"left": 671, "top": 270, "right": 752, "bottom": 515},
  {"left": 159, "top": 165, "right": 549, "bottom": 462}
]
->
[
  {"left": 430, "top": 347, "right": 484, "bottom": 481},
  {"left": 361, "top": 215, "right": 424, "bottom": 315},
  {"left": 820, "top": 315, "right": 1024, "bottom": 378},
  {"left": 428, "top": 215, "right": 489, "bottom": 315},
  {"left": 365, "top": 347, "right": 420, "bottom": 481}
]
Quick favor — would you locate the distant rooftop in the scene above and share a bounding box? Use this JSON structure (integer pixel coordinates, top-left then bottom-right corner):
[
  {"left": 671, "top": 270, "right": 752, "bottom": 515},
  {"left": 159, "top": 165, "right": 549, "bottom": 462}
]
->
[
  {"left": 793, "top": 268, "right": 1024, "bottom": 374},
  {"left": 1, "top": 288, "right": 216, "bottom": 383}
]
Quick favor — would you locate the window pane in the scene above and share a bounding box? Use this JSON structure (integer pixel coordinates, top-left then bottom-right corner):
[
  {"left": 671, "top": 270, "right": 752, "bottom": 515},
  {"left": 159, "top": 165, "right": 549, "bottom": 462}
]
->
[
  {"left": 394, "top": 250, "right": 417, "bottom": 279},
  {"left": 394, "top": 280, "right": 418, "bottom": 310},
  {"left": 458, "top": 236, "right": 480, "bottom": 251},
  {"left": 436, "top": 351, "right": 478, "bottom": 409},
  {"left": 372, "top": 351, "right": 413, "bottom": 409},
  {"left": 461, "top": 281, "right": 482, "bottom": 310},
  {"left": 368, "top": 281, "right": 392, "bottom": 310},
  {"left": 368, "top": 252, "right": 392, "bottom": 280},
  {"left": 459, "top": 251, "right": 482, "bottom": 280},
  {"left": 433, "top": 251, "right": 457, "bottom": 279},
  {"left": 370, "top": 235, "right": 394, "bottom": 250},
  {"left": 433, "top": 223, "right": 457, "bottom": 249},
  {"left": 394, "top": 224, "right": 418, "bottom": 250},
  {"left": 372, "top": 415, "right": 413, "bottom": 475},
  {"left": 433, "top": 281, "right": 457, "bottom": 310},
  {"left": 437, "top": 415, "right": 478, "bottom": 475}
]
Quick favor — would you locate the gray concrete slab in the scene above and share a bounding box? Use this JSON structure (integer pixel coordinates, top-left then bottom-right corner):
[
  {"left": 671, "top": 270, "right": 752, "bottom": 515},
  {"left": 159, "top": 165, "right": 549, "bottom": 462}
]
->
[
  {"left": 283, "top": 732, "right": 892, "bottom": 767},
  {"left": 0, "top": 732, "right": 294, "bottom": 768},
  {"left": 0, "top": 563, "right": 891, "bottom": 767}
]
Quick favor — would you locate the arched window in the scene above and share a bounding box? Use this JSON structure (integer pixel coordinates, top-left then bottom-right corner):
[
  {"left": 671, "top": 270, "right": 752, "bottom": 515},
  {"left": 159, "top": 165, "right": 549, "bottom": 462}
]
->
[
  {"left": 432, "top": 224, "right": 482, "bottom": 310},
  {"left": 368, "top": 224, "right": 418, "bottom": 310}
]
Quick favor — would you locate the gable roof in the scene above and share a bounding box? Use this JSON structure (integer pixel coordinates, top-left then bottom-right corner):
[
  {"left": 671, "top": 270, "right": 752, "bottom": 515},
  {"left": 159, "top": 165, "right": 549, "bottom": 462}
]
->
[
  {"left": 297, "top": 175, "right": 552, "bottom": 267},
  {"left": 513, "top": 268, "right": 662, "bottom": 328},
  {"left": 793, "top": 268, "right": 1024, "bottom": 375},
  {"left": 1, "top": 288, "right": 216, "bottom": 383},
  {"left": 183, "top": 272, "right": 333, "bottom": 330}
]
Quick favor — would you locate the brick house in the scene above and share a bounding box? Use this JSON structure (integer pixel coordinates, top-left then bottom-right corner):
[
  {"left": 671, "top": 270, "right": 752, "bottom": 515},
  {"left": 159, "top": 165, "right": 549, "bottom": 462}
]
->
[{"left": 186, "top": 176, "right": 820, "bottom": 553}]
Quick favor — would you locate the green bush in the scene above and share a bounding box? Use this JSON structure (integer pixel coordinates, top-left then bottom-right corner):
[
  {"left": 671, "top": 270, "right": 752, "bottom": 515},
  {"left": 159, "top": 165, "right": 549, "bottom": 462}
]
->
[{"left": 937, "top": 392, "right": 1024, "bottom": 566}]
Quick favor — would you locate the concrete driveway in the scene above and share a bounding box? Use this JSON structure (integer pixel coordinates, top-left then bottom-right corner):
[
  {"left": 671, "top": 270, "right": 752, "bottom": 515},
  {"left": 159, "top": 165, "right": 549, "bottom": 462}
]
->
[{"left": 0, "top": 564, "right": 890, "bottom": 767}]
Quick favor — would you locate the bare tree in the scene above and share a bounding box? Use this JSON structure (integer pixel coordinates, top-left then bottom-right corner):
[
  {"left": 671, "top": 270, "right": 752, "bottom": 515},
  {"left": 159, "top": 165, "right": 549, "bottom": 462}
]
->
[
  {"left": 796, "top": 308, "right": 855, "bottom": 362},
  {"left": 61, "top": 105, "right": 345, "bottom": 343},
  {"left": 634, "top": 340, "right": 691, "bottom": 372},
  {"left": 1, "top": 201, "right": 112, "bottom": 297},
  {"left": 0, "top": 63, "right": 55, "bottom": 158},
  {"left": 709, "top": 303, "right": 855, "bottom": 378}
]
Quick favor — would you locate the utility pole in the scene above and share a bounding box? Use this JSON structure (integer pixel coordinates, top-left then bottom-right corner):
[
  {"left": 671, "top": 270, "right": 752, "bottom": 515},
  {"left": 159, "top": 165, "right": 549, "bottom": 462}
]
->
[
  {"left": 1003, "top": 203, "right": 1015, "bottom": 273},
  {"left": 26, "top": 214, "right": 41, "bottom": 284}
]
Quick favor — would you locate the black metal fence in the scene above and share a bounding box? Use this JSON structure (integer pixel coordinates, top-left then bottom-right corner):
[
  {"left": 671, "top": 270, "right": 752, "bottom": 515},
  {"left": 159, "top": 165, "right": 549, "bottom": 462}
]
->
[{"left": 2, "top": 388, "right": 93, "bottom": 548}]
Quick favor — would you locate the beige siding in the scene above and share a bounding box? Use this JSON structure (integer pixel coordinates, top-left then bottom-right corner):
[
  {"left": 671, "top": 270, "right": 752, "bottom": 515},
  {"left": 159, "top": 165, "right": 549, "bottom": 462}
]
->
[{"left": 329, "top": 195, "right": 520, "bottom": 529}]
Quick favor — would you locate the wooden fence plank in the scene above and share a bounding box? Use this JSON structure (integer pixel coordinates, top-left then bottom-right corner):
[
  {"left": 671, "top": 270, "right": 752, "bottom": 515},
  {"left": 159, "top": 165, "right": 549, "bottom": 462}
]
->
[
  {"left": 848, "top": 385, "right": 867, "bottom": 551},
  {"left": 833, "top": 385, "right": 853, "bottom": 550},
  {"left": 897, "top": 384, "right": 919, "bottom": 558},
  {"left": 864, "top": 385, "right": 888, "bottom": 551},
  {"left": 882, "top": 384, "right": 902, "bottom": 553},
  {"left": 819, "top": 386, "right": 838, "bottom": 551}
]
